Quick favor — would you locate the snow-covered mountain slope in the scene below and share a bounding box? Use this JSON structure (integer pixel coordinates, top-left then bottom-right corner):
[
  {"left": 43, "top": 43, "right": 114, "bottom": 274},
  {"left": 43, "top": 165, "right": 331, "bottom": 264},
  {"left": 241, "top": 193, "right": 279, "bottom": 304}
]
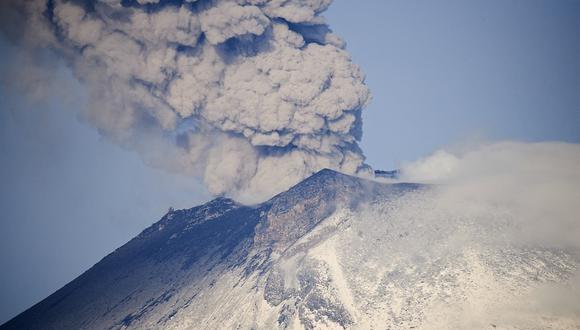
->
[{"left": 2, "top": 169, "right": 579, "bottom": 329}]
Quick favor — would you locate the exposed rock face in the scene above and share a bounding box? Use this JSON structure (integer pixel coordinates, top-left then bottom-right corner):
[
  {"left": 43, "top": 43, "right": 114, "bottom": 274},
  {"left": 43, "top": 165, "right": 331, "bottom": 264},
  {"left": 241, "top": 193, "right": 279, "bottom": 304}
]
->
[
  {"left": 254, "top": 169, "right": 413, "bottom": 251},
  {"left": 2, "top": 169, "right": 579, "bottom": 329}
]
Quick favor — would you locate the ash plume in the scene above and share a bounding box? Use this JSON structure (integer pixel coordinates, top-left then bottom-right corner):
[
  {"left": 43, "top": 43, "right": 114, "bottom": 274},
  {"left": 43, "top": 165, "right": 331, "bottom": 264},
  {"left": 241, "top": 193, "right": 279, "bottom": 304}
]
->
[{"left": 1, "top": 0, "right": 372, "bottom": 202}]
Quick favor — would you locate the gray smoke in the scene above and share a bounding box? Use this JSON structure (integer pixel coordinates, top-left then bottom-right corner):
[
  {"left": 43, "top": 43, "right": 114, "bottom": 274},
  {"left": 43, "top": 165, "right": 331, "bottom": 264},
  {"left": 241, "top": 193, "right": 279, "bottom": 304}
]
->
[{"left": 2, "top": 0, "right": 371, "bottom": 202}]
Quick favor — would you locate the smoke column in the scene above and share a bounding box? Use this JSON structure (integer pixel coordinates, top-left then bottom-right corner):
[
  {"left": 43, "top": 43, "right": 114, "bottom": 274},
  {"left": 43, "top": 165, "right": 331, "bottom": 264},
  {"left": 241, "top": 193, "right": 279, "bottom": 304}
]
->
[{"left": 1, "top": 0, "right": 372, "bottom": 202}]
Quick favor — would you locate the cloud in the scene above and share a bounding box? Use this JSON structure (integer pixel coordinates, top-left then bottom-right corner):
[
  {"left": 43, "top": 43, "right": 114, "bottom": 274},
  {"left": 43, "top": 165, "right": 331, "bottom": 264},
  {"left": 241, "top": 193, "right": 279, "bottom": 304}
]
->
[
  {"left": 350, "top": 142, "right": 580, "bottom": 326},
  {"left": 400, "top": 141, "right": 580, "bottom": 248},
  {"left": 1, "top": 0, "right": 371, "bottom": 203}
]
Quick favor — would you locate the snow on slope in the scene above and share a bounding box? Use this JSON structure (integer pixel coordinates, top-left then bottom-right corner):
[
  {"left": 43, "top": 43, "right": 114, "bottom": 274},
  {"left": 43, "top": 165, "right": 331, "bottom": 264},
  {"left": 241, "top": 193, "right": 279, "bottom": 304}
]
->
[{"left": 2, "top": 169, "right": 579, "bottom": 329}]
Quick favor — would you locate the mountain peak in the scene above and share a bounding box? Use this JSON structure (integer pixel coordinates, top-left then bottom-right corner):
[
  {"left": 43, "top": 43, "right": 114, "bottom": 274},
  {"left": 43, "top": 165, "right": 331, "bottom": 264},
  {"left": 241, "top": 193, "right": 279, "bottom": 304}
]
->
[
  {"left": 303, "top": 168, "right": 361, "bottom": 183},
  {"left": 309, "top": 167, "right": 347, "bottom": 178},
  {"left": 267, "top": 168, "right": 373, "bottom": 204}
]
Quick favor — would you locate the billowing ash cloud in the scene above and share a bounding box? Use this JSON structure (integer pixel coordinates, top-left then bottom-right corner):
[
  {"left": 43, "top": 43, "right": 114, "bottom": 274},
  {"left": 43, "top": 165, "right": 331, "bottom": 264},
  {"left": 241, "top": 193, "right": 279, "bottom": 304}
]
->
[{"left": 2, "top": 0, "right": 371, "bottom": 202}]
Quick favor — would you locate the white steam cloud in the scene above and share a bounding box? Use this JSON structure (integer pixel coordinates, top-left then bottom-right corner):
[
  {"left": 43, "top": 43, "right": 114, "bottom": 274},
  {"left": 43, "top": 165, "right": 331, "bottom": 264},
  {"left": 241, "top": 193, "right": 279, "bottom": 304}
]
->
[
  {"left": 361, "top": 142, "right": 580, "bottom": 327},
  {"left": 1, "top": 0, "right": 371, "bottom": 202},
  {"left": 400, "top": 141, "right": 580, "bottom": 249}
]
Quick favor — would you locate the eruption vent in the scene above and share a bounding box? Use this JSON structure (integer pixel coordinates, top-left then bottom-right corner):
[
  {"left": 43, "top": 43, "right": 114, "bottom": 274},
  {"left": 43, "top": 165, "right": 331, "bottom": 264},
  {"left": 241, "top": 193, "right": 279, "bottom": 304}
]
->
[{"left": 3, "top": 0, "right": 372, "bottom": 202}]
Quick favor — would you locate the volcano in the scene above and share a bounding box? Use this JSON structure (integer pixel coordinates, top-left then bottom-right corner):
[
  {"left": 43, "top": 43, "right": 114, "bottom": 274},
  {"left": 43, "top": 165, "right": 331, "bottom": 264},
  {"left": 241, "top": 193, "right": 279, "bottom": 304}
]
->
[{"left": 2, "top": 169, "right": 578, "bottom": 329}]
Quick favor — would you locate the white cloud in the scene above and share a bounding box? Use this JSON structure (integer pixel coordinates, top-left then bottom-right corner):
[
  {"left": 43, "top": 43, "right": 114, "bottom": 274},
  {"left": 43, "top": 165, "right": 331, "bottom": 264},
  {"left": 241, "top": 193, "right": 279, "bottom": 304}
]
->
[{"left": 400, "top": 141, "right": 580, "bottom": 248}]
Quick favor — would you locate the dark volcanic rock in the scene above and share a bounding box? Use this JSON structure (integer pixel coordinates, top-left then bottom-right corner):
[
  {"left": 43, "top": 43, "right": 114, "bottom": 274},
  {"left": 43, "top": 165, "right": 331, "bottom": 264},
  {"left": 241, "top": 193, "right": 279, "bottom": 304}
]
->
[
  {"left": 3, "top": 169, "right": 407, "bottom": 330},
  {"left": 3, "top": 169, "right": 577, "bottom": 329}
]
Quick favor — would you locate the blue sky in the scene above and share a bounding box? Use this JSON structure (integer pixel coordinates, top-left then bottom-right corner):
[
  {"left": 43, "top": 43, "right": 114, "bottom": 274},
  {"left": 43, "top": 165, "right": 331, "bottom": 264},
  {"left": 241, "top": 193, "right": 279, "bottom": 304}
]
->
[
  {"left": 328, "top": 0, "right": 580, "bottom": 168},
  {"left": 1, "top": 0, "right": 579, "bottom": 324}
]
